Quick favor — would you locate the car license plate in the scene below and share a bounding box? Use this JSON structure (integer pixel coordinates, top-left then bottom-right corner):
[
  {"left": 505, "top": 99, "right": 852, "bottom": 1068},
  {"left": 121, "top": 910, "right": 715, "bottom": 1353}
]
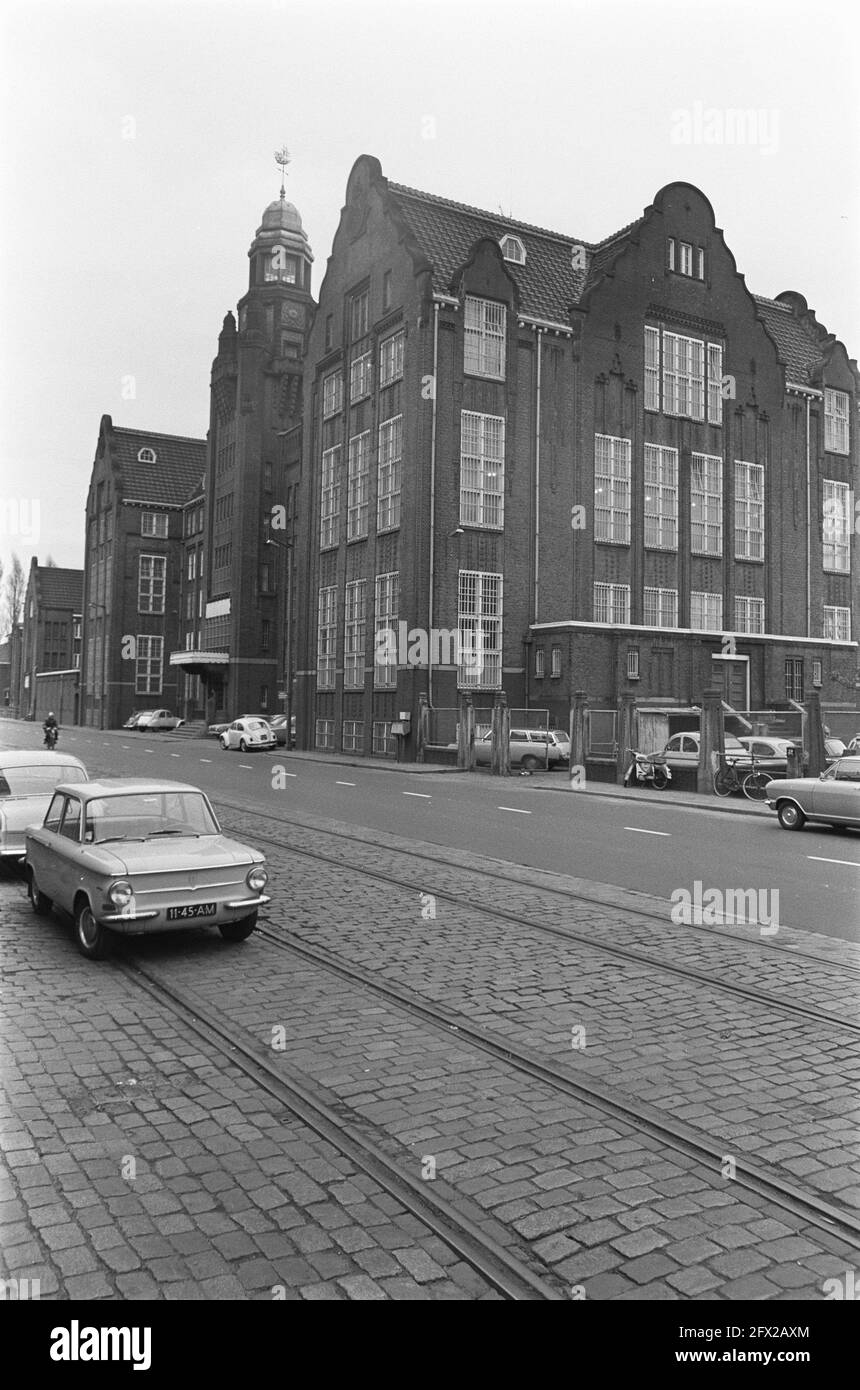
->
[{"left": 167, "top": 903, "right": 216, "bottom": 920}]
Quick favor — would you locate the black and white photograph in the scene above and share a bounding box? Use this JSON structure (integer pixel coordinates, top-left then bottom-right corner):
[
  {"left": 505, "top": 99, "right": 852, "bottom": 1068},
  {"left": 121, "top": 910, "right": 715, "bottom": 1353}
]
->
[{"left": 0, "top": 0, "right": 858, "bottom": 1354}]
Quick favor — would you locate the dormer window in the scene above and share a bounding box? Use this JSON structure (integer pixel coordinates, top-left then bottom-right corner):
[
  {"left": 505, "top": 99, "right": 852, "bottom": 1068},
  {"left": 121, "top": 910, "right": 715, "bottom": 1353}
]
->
[
  {"left": 499, "top": 235, "right": 526, "bottom": 266},
  {"left": 137, "top": 447, "right": 157, "bottom": 464}
]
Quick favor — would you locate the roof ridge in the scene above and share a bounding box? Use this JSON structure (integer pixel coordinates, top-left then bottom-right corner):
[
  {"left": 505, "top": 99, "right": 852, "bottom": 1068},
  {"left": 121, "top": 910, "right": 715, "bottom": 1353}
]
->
[
  {"left": 113, "top": 426, "right": 206, "bottom": 445},
  {"left": 753, "top": 294, "right": 792, "bottom": 311},
  {"left": 388, "top": 180, "right": 593, "bottom": 248}
]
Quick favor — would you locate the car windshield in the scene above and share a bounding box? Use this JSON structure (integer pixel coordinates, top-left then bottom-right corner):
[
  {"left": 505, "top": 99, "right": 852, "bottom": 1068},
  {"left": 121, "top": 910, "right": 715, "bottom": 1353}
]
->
[
  {"left": 85, "top": 791, "right": 220, "bottom": 842},
  {"left": 0, "top": 765, "right": 84, "bottom": 797}
]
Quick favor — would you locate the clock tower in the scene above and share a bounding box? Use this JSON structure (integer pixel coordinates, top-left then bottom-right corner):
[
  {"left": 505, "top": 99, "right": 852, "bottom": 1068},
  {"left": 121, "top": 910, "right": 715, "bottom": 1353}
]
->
[{"left": 196, "top": 149, "right": 315, "bottom": 725}]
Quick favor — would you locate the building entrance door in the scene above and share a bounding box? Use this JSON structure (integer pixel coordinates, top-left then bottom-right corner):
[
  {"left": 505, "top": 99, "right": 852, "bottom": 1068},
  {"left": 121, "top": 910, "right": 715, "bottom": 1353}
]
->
[{"left": 711, "top": 657, "right": 748, "bottom": 708}]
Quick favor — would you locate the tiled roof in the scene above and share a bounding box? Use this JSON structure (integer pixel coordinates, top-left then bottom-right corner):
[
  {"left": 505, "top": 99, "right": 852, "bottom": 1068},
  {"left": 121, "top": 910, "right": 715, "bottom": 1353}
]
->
[
  {"left": 111, "top": 426, "right": 207, "bottom": 507},
  {"left": 387, "top": 181, "right": 642, "bottom": 322},
  {"left": 752, "top": 296, "right": 826, "bottom": 384},
  {"left": 36, "top": 567, "right": 83, "bottom": 612}
]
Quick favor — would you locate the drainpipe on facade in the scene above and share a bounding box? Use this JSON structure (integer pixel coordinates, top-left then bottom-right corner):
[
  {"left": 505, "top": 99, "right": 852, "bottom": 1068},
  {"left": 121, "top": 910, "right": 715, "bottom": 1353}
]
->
[
  {"left": 428, "top": 300, "right": 440, "bottom": 710},
  {"left": 533, "top": 327, "right": 543, "bottom": 627}
]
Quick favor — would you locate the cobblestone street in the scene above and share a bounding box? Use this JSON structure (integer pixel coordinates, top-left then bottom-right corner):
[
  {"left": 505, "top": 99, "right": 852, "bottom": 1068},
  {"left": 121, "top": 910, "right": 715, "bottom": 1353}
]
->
[{"left": 2, "top": 798, "right": 858, "bottom": 1302}]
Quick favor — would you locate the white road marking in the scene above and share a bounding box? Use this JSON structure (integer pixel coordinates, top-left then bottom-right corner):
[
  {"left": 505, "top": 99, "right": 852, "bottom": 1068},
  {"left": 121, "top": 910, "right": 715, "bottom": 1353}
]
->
[
  {"left": 200, "top": 758, "right": 212, "bottom": 763},
  {"left": 498, "top": 806, "right": 531, "bottom": 815},
  {"left": 403, "top": 792, "right": 432, "bottom": 799},
  {"left": 239, "top": 764, "right": 253, "bottom": 770},
  {"left": 281, "top": 772, "right": 297, "bottom": 778},
  {"left": 624, "top": 827, "right": 672, "bottom": 837},
  {"left": 170, "top": 753, "right": 180, "bottom": 758},
  {"left": 336, "top": 781, "right": 356, "bottom": 787},
  {"left": 807, "top": 855, "right": 860, "bottom": 868},
  {"left": 144, "top": 749, "right": 153, "bottom": 753},
  {"left": 121, "top": 745, "right": 129, "bottom": 749}
]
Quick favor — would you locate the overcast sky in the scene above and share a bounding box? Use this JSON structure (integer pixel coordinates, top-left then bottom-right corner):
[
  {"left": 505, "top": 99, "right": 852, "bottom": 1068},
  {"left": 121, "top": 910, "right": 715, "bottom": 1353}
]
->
[{"left": 1, "top": 0, "right": 857, "bottom": 583}]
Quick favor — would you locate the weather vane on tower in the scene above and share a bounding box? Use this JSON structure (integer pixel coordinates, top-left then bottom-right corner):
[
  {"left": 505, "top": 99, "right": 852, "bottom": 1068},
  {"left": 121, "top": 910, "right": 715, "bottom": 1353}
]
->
[{"left": 275, "top": 145, "right": 291, "bottom": 202}]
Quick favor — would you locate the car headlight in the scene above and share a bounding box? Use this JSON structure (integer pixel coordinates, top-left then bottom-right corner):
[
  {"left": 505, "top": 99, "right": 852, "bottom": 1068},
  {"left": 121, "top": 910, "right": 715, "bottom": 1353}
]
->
[
  {"left": 246, "top": 865, "right": 268, "bottom": 893},
  {"left": 108, "top": 880, "right": 134, "bottom": 908}
]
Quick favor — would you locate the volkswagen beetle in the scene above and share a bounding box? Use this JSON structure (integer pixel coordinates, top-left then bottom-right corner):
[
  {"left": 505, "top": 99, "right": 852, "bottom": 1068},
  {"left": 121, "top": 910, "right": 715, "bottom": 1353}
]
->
[{"left": 25, "top": 778, "right": 270, "bottom": 958}]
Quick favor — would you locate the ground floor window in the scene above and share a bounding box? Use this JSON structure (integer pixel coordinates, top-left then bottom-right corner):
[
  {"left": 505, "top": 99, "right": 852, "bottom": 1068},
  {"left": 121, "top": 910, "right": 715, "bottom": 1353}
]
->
[
  {"left": 784, "top": 658, "right": 804, "bottom": 703},
  {"left": 342, "top": 719, "right": 364, "bottom": 752},
  {"left": 372, "top": 720, "right": 396, "bottom": 757},
  {"left": 315, "top": 718, "right": 335, "bottom": 751}
]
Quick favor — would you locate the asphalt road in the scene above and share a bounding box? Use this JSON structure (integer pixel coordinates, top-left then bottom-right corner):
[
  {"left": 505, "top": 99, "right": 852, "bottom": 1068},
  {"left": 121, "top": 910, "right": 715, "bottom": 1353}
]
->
[{"left": 3, "top": 720, "right": 859, "bottom": 942}]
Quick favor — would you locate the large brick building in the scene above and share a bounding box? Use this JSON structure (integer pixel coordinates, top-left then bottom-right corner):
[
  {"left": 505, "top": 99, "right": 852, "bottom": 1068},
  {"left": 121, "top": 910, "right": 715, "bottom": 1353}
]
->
[
  {"left": 80, "top": 418, "right": 206, "bottom": 728},
  {"left": 170, "top": 189, "right": 312, "bottom": 725},
  {"left": 294, "top": 157, "right": 858, "bottom": 759}
]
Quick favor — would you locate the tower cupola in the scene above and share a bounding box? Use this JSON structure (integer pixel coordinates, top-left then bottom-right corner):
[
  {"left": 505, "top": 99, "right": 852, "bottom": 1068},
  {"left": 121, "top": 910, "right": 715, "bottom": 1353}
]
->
[{"left": 248, "top": 147, "right": 313, "bottom": 290}]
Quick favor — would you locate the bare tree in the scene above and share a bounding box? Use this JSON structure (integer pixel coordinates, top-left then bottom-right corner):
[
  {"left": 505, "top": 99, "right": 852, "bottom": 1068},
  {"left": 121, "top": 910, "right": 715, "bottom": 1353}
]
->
[
  {"left": 45, "top": 554, "right": 57, "bottom": 567},
  {"left": 3, "top": 553, "right": 25, "bottom": 634}
]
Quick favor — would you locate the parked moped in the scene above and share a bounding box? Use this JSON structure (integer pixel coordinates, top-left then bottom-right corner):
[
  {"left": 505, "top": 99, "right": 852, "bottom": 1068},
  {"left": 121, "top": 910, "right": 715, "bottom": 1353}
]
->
[{"left": 623, "top": 747, "right": 671, "bottom": 790}]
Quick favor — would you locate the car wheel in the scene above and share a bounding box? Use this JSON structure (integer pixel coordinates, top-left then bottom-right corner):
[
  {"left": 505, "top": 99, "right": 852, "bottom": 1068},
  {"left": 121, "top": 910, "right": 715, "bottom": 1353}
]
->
[
  {"left": 28, "top": 869, "right": 52, "bottom": 917},
  {"left": 652, "top": 767, "right": 669, "bottom": 790},
  {"left": 239, "top": 739, "right": 248, "bottom": 753},
  {"left": 219, "top": 911, "right": 257, "bottom": 942},
  {"left": 521, "top": 755, "right": 540, "bottom": 772},
  {"left": 777, "top": 801, "right": 805, "bottom": 831},
  {"left": 75, "top": 899, "right": 110, "bottom": 960},
  {"left": 220, "top": 736, "right": 229, "bottom": 750}
]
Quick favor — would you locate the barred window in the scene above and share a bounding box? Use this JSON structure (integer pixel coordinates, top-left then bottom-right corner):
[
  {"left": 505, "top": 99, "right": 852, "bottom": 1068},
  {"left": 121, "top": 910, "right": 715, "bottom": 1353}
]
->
[
  {"left": 551, "top": 645, "right": 562, "bottom": 678},
  {"left": 735, "top": 461, "right": 764, "bottom": 560},
  {"left": 374, "top": 571, "right": 399, "bottom": 689},
  {"left": 734, "top": 596, "right": 765, "bottom": 634},
  {"left": 824, "top": 389, "right": 849, "bottom": 454},
  {"left": 135, "top": 635, "right": 163, "bottom": 695},
  {"left": 627, "top": 648, "right": 640, "bottom": 680},
  {"left": 594, "top": 435, "right": 631, "bottom": 544},
  {"left": 458, "top": 570, "right": 502, "bottom": 689},
  {"left": 691, "top": 453, "right": 723, "bottom": 555},
  {"left": 464, "top": 296, "right": 506, "bottom": 379},
  {"left": 823, "top": 479, "right": 851, "bottom": 573},
  {"left": 347, "top": 432, "right": 370, "bottom": 541},
  {"left": 460, "top": 411, "right": 505, "bottom": 528},
  {"left": 342, "top": 720, "right": 364, "bottom": 753},
  {"left": 643, "top": 587, "right": 678, "bottom": 628},
  {"left": 344, "top": 580, "right": 366, "bottom": 689},
  {"left": 690, "top": 591, "right": 723, "bottom": 630},
  {"left": 322, "top": 372, "right": 343, "bottom": 419},
  {"left": 644, "top": 444, "right": 678, "bottom": 549},
  {"left": 593, "top": 583, "right": 630, "bottom": 625},
  {"left": 377, "top": 415, "right": 402, "bottom": 532},
  {"left": 138, "top": 555, "right": 166, "bottom": 613},
  {"left": 141, "top": 511, "right": 168, "bottom": 538},
  {"left": 379, "top": 330, "right": 404, "bottom": 388},
  {"left": 823, "top": 605, "right": 851, "bottom": 641},
  {"left": 315, "top": 718, "right": 335, "bottom": 751},
  {"left": 785, "top": 659, "right": 804, "bottom": 703},
  {"left": 707, "top": 343, "right": 723, "bottom": 424},
  {"left": 535, "top": 648, "right": 545, "bottom": 678},
  {"left": 644, "top": 326, "right": 660, "bottom": 411},
  {"left": 317, "top": 586, "right": 337, "bottom": 689},
  {"left": 349, "top": 350, "right": 372, "bottom": 401}
]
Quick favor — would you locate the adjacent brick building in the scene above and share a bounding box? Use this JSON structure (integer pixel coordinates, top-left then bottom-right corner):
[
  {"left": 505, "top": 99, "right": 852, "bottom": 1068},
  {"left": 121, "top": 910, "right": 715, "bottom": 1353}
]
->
[
  {"left": 16, "top": 561, "right": 83, "bottom": 724},
  {"left": 294, "top": 157, "right": 858, "bottom": 760},
  {"left": 80, "top": 418, "right": 206, "bottom": 727}
]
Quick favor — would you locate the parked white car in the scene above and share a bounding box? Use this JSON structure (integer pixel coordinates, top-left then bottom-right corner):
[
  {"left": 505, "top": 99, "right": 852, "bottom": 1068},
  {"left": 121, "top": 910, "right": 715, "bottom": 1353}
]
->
[
  {"left": 0, "top": 751, "right": 89, "bottom": 860},
  {"left": 661, "top": 731, "right": 747, "bottom": 770},
  {"left": 135, "top": 709, "right": 183, "bottom": 731},
  {"left": 474, "top": 728, "right": 561, "bottom": 771},
  {"left": 219, "top": 718, "right": 276, "bottom": 752},
  {"left": 766, "top": 756, "right": 860, "bottom": 831}
]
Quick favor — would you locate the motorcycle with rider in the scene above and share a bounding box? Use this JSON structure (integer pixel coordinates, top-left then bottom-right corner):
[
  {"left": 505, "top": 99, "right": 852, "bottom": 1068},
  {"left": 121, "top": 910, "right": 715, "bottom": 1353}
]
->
[{"left": 43, "top": 712, "right": 59, "bottom": 749}]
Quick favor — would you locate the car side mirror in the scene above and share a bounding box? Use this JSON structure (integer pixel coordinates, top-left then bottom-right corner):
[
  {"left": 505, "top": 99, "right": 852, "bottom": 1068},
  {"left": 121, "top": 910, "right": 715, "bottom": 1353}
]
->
[{"left": 819, "top": 773, "right": 827, "bottom": 781}]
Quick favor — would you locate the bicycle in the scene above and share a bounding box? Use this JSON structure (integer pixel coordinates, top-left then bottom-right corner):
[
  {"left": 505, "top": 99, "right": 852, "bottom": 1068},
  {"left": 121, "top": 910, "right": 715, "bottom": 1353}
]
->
[{"left": 713, "top": 754, "right": 771, "bottom": 801}]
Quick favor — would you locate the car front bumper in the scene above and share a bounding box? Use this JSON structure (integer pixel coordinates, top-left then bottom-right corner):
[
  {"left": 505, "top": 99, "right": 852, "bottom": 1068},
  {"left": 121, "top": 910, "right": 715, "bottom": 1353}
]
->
[{"left": 101, "top": 893, "right": 271, "bottom": 932}]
